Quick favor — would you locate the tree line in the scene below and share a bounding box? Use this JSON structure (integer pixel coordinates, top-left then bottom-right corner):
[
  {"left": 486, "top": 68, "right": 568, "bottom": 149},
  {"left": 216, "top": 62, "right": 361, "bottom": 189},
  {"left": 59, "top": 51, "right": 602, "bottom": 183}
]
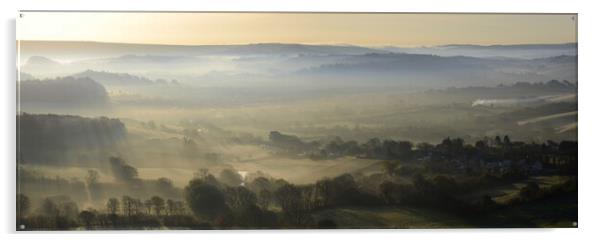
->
[{"left": 17, "top": 135, "right": 577, "bottom": 230}]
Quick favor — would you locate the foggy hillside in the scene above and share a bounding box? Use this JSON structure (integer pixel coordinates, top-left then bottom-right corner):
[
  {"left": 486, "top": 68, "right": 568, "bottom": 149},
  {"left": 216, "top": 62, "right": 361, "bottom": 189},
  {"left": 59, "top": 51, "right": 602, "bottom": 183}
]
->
[
  {"left": 380, "top": 43, "right": 577, "bottom": 59},
  {"left": 291, "top": 53, "right": 575, "bottom": 87},
  {"left": 18, "top": 77, "right": 110, "bottom": 113},
  {"left": 17, "top": 113, "right": 127, "bottom": 166},
  {"left": 19, "top": 42, "right": 577, "bottom": 89},
  {"left": 71, "top": 70, "right": 157, "bottom": 86}
]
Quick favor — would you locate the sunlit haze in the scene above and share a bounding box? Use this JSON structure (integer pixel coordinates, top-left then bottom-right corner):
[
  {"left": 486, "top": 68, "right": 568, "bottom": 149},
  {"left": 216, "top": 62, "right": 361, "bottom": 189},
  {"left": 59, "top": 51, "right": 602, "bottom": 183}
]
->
[{"left": 18, "top": 12, "right": 577, "bottom": 46}]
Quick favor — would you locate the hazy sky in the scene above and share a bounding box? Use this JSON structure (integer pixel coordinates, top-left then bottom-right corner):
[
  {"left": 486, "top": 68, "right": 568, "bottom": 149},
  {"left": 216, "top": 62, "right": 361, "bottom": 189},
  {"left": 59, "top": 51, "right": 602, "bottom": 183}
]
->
[{"left": 17, "top": 12, "right": 577, "bottom": 46}]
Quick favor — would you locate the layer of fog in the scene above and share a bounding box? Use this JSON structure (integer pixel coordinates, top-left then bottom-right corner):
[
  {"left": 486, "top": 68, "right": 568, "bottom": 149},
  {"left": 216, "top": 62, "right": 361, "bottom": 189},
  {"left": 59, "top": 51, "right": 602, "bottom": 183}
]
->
[
  {"left": 16, "top": 41, "right": 578, "bottom": 210},
  {"left": 19, "top": 41, "right": 576, "bottom": 90},
  {"left": 472, "top": 93, "right": 577, "bottom": 107}
]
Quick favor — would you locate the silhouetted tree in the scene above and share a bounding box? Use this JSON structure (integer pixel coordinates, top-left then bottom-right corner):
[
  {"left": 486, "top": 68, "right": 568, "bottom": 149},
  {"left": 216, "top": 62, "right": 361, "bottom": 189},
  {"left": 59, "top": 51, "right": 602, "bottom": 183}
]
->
[
  {"left": 225, "top": 186, "right": 257, "bottom": 210},
  {"left": 109, "top": 157, "right": 138, "bottom": 182},
  {"left": 184, "top": 178, "right": 227, "bottom": 221},
  {"left": 219, "top": 169, "right": 243, "bottom": 187},
  {"left": 35, "top": 196, "right": 80, "bottom": 230},
  {"left": 503, "top": 135, "right": 511, "bottom": 146},
  {"left": 174, "top": 201, "right": 186, "bottom": 215},
  {"left": 132, "top": 198, "right": 143, "bottom": 215},
  {"left": 17, "top": 194, "right": 30, "bottom": 218},
  {"left": 106, "top": 198, "right": 120, "bottom": 215},
  {"left": 121, "top": 196, "right": 135, "bottom": 217},
  {"left": 144, "top": 199, "right": 153, "bottom": 215},
  {"left": 249, "top": 177, "right": 271, "bottom": 193},
  {"left": 150, "top": 196, "right": 165, "bottom": 216},
  {"left": 40, "top": 198, "right": 59, "bottom": 217},
  {"left": 165, "top": 199, "right": 174, "bottom": 216},
  {"left": 79, "top": 209, "right": 96, "bottom": 228},
  {"left": 274, "top": 183, "right": 311, "bottom": 226},
  {"left": 495, "top": 136, "right": 503, "bottom": 147}
]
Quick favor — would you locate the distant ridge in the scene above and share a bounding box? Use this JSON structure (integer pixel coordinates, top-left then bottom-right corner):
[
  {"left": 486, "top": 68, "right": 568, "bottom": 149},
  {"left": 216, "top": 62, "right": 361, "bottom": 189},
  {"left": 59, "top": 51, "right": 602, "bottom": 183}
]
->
[
  {"left": 18, "top": 40, "right": 387, "bottom": 62},
  {"left": 19, "top": 40, "right": 576, "bottom": 62},
  {"left": 379, "top": 43, "right": 576, "bottom": 59},
  {"left": 71, "top": 70, "right": 155, "bottom": 86}
]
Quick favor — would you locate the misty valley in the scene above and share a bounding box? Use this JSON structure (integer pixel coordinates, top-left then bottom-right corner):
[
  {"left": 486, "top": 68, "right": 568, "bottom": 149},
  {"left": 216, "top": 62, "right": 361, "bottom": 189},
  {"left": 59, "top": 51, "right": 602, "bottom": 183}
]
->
[{"left": 17, "top": 41, "right": 577, "bottom": 230}]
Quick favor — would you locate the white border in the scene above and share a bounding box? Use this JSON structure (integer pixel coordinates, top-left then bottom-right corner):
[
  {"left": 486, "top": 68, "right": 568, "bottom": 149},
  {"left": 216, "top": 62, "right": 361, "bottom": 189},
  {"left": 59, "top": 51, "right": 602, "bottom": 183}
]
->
[{"left": 2, "top": 0, "right": 601, "bottom": 241}]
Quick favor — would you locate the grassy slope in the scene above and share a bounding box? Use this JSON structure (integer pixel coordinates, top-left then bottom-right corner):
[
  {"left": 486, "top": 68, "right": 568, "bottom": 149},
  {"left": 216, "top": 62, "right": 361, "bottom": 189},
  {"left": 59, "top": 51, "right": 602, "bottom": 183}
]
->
[
  {"left": 312, "top": 196, "right": 576, "bottom": 229},
  {"left": 459, "top": 175, "right": 571, "bottom": 204},
  {"left": 481, "top": 194, "right": 577, "bottom": 228},
  {"left": 312, "top": 206, "right": 472, "bottom": 229}
]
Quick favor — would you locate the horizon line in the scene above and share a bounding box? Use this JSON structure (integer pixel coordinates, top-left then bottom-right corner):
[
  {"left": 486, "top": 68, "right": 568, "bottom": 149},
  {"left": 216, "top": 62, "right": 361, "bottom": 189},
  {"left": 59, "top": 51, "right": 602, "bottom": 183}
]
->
[{"left": 16, "top": 39, "right": 578, "bottom": 49}]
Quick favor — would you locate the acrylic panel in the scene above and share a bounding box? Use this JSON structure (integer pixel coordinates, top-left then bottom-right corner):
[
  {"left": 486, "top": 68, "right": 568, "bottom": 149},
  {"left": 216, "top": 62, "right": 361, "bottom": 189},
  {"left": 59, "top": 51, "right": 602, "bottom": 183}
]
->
[{"left": 16, "top": 12, "right": 577, "bottom": 230}]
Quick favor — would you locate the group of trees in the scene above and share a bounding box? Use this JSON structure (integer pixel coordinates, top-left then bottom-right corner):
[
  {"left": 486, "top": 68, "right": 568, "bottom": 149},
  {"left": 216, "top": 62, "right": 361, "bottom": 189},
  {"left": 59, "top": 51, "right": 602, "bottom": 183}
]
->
[
  {"left": 109, "top": 157, "right": 139, "bottom": 182},
  {"left": 184, "top": 170, "right": 279, "bottom": 228},
  {"left": 181, "top": 169, "right": 384, "bottom": 228},
  {"left": 295, "top": 134, "right": 577, "bottom": 176},
  {"left": 512, "top": 177, "right": 577, "bottom": 205},
  {"left": 112, "top": 195, "right": 187, "bottom": 217},
  {"left": 17, "top": 134, "right": 577, "bottom": 230},
  {"left": 17, "top": 113, "right": 127, "bottom": 168},
  {"left": 19, "top": 77, "right": 110, "bottom": 108},
  {"left": 17, "top": 161, "right": 577, "bottom": 230},
  {"left": 180, "top": 165, "right": 577, "bottom": 229},
  {"left": 19, "top": 155, "right": 183, "bottom": 214},
  {"left": 17, "top": 193, "right": 190, "bottom": 230},
  {"left": 18, "top": 195, "right": 81, "bottom": 230},
  {"left": 269, "top": 131, "right": 319, "bottom": 154}
]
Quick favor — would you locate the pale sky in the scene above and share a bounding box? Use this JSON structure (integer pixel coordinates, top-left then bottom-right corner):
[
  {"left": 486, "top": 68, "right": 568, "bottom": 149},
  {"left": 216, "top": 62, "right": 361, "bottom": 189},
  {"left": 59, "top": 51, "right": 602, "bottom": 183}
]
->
[{"left": 17, "top": 12, "right": 577, "bottom": 46}]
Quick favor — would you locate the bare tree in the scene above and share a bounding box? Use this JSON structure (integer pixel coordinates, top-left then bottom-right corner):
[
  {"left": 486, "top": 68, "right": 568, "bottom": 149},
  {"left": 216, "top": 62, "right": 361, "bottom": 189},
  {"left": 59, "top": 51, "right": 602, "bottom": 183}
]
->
[
  {"left": 17, "top": 194, "right": 30, "bottom": 218},
  {"left": 106, "top": 198, "right": 120, "bottom": 215},
  {"left": 132, "top": 198, "right": 143, "bottom": 215},
  {"left": 121, "top": 196, "right": 135, "bottom": 217},
  {"left": 166, "top": 199, "right": 175, "bottom": 216},
  {"left": 144, "top": 199, "right": 153, "bottom": 215},
  {"left": 150, "top": 196, "right": 165, "bottom": 216}
]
